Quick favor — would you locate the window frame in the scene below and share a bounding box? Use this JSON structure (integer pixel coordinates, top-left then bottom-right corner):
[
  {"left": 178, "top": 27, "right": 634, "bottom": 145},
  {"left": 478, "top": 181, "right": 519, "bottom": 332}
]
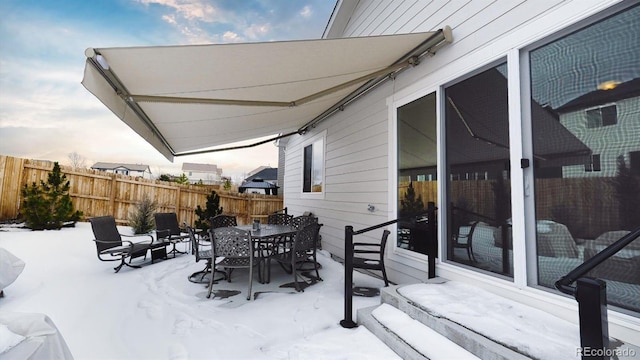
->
[
  {"left": 522, "top": 2, "right": 640, "bottom": 294},
  {"left": 300, "top": 130, "right": 326, "bottom": 199}
]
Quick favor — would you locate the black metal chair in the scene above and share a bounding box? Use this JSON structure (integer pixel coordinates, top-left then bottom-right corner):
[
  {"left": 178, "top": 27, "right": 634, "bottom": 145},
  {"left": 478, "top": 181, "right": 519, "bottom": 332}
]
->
[
  {"left": 290, "top": 215, "right": 318, "bottom": 229},
  {"left": 90, "top": 216, "right": 166, "bottom": 273},
  {"left": 154, "top": 212, "right": 190, "bottom": 257},
  {"left": 452, "top": 220, "right": 479, "bottom": 262},
  {"left": 271, "top": 223, "right": 322, "bottom": 292},
  {"left": 210, "top": 214, "right": 237, "bottom": 229},
  {"left": 185, "top": 224, "right": 220, "bottom": 283},
  {"left": 207, "top": 227, "right": 256, "bottom": 300},
  {"left": 352, "top": 230, "right": 390, "bottom": 287},
  {"left": 267, "top": 213, "right": 293, "bottom": 225}
]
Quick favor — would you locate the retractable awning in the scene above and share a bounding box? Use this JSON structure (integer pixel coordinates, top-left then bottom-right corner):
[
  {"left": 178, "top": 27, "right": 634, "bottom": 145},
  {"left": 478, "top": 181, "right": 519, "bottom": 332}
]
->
[{"left": 82, "top": 29, "right": 452, "bottom": 161}]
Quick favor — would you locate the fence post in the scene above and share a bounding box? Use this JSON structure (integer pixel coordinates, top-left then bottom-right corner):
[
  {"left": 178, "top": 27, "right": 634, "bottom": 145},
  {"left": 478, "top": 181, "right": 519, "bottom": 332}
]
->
[
  {"left": 109, "top": 174, "right": 117, "bottom": 217},
  {"left": 340, "top": 225, "right": 357, "bottom": 328},
  {"left": 576, "top": 278, "right": 609, "bottom": 360}
]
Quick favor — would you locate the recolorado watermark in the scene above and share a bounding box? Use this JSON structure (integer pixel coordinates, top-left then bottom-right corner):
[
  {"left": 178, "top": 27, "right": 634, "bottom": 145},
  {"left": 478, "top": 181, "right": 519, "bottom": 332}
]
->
[{"left": 576, "top": 346, "right": 636, "bottom": 357}]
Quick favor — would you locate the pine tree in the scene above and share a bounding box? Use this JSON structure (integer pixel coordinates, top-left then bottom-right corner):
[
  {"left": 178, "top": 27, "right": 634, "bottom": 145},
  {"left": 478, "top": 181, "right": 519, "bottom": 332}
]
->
[
  {"left": 128, "top": 195, "right": 157, "bottom": 234},
  {"left": 175, "top": 173, "right": 190, "bottom": 185},
  {"left": 400, "top": 181, "right": 425, "bottom": 218},
  {"left": 20, "top": 162, "right": 82, "bottom": 230},
  {"left": 194, "top": 190, "right": 224, "bottom": 231}
]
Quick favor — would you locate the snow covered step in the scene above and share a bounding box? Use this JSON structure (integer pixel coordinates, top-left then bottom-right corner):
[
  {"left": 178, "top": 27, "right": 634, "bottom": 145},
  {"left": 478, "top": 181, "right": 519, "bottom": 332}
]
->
[
  {"left": 360, "top": 282, "right": 536, "bottom": 359},
  {"left": 359, "top": 280, "right": 639, "bottom": 359},
  {"left": 363, "top": 303, "right": 480, "bottom": 360}
]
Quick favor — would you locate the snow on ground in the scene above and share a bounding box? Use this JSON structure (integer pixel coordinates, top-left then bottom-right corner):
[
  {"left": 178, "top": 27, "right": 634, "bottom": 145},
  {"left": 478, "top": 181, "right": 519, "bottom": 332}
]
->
[{"left": 0, "top": 222, "right": 398, "bottom": 359}]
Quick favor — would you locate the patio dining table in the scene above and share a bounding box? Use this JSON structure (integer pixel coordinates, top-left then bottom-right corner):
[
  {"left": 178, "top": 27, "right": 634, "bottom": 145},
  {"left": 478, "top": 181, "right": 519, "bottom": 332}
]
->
[{"left": 236, "top": 224, "right": 298, "bottom": 284}]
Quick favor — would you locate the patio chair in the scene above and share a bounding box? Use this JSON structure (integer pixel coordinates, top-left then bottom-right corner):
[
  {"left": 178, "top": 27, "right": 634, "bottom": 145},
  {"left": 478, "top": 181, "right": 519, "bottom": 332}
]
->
[
  {"left": 185, "top": 224, "right": 214, "bottom": 283},
  {"left": 207, "top": 227, "right": 256, "bottom": 300},
  {"left": 452, "top": 220, "right": 479, "bottom": 262},
  {"left": 352, "top": 230, "right": 390, "bottom": 287},
  {"left": 290, "top": 214, "right": 318, "bottom": 229},
  {"left": 90, "top": 216, "right": 166, "bottom": 273},
  {"left": 271, "top": 223, "right": 322, "bottom": 292},
  {"left": 267, "top": 213, "right": 293, "bottom": 225},
  {"left": 154, "top": 212, "right": 190, "bottom": 257},
  {"left": 210, "top": 214, "right": 237, "bottom": 229},
  {"left": 284, "top": 215, "right": 322, "bottom": 273}
]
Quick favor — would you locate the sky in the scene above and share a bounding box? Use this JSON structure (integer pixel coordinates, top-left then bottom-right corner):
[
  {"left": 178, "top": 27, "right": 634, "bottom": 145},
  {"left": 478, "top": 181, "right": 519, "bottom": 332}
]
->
[{"left": 0, "top": 0, "right": 337, "bottom": 183}]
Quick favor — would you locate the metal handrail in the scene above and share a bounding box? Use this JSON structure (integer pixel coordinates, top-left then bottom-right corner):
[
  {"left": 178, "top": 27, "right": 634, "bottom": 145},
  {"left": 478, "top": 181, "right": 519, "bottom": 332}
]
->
[
  {"left": 341, "top": 203, "right": 437, "bottom": 328},
  {"left": 555, "top": 226, "right": 640, "bottom": 295},
  {"left": 554, "top": 225, "right": 640, "bottom": 360}
]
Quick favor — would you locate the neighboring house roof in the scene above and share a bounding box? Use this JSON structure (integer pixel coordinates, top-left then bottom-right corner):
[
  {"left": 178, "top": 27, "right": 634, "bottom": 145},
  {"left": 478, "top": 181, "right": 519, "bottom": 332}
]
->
[
  {"left": 247, "top": 165, "right": 270, "bottom": 177},
  {"left": 91, "top": 162, "right": 150, "bottom": 172},
  {"left": 244, "top": 168, "right": 277, "bottom": 182},
  {"left": 554, "top": 78, "right": 640, "bottom": 113},
  {"left": 181, "top": 162, "right": 222, "bottom": 174}
]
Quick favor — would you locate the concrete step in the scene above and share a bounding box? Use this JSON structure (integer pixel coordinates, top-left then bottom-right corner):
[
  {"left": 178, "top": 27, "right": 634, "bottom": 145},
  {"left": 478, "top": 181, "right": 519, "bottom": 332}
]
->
[
  {"left": 358, "top": 280, "right": 540, "bottom": 359},
  {"left": 359, "top": 279, "right": 639, "bottom": 360},
  {"left": 359, "top": 303, "right": 480, "bottom": 360}
]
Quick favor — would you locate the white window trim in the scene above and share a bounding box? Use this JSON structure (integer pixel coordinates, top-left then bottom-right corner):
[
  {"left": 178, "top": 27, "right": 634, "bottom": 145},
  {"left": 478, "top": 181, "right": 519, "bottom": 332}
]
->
[
  {"left": 300, "top": 130, "right": 326, "bottom": 199},
  {"left": 388, "top": 88, "right": 440, "bottom": 266}
]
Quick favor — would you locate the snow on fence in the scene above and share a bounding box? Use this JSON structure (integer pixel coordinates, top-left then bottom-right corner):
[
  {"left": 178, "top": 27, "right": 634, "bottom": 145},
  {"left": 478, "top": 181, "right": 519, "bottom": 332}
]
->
[{"left": 0, "top": 155, "right": 282, "bottom": 225}]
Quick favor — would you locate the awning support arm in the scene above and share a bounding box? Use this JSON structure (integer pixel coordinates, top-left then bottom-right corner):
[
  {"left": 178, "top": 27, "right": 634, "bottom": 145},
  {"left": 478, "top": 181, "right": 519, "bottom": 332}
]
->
[
  {"left": 298, "top": 26, "right": 453, "bottom": 133},
  {"left": 85, "top": 51, "right": 176, "bottom": 156},
  {"left": 173, "top": 130, "right": 300, "bottom": 156}
]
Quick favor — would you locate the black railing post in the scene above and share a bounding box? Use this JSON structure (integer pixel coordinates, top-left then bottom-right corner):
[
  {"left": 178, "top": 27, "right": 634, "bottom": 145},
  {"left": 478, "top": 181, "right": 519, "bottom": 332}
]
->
[
  {"left": 340, "top": 225, "right": 358, "bottom": 328},
  {"left": 576, "top": 278, "right": 609, "bottom": 360},
  {"left": 427, "top": 202, "right": 437, "bottom": 279}
]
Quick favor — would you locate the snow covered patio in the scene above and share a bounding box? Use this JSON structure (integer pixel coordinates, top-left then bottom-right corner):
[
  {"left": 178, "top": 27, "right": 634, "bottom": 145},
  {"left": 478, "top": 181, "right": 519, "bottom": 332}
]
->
[
  {"left": 1, "top": 222, "right": 638, "bottom": 359},
  {"left": 0, "top": 222, "right": 394, "bottom": 359}
]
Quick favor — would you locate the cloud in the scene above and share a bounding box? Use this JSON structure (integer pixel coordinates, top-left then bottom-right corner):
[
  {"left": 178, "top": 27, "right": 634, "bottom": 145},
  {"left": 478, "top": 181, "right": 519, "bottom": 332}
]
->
[
  {"left": 244, "top": 23, "right": 271, "bottom": 40},
  {"left": 137, "top": 0, "right": 219, "bottom": 22},
  {"left": 300, "top": 5, "right": 312, "bottom": 18},
  {"left": 0, "top": 0, "right": 333, "bottom": 180},
  {"left": 222, "top": 31, "right": 240, "bottom": 42}
]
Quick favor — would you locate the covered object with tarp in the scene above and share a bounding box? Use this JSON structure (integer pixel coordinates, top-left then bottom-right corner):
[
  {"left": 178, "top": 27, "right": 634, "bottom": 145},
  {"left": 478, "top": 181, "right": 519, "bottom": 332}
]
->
[
  {"left": 81, "top": 29, "right": 453, "bottom": 161},
  {"left": 238, "top": 178, "right": 279, "bottom": 195}
]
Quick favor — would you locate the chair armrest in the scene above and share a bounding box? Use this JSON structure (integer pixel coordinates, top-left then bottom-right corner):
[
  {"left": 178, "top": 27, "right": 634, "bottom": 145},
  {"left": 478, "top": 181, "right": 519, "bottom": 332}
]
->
[
  {"left": 93, "top": 239, "right": 136, "bottom": 255},
  {"left": 156, "top": 229, "right": 171, "bottom": 240},
  {"left": 121, "top": 233, "right": 154, "bottom": 244},
  {"left": 353, "top": 242, "right": 381, "bottom": 247}
]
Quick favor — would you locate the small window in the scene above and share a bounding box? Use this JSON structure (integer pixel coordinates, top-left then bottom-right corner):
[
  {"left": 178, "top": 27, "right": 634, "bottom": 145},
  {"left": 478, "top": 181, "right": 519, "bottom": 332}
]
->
[
  {"left": 585, "top": 154, "right": 601, "bottom": 172},
  {"left": 302, "top": 132, "right": 324, "bottom": 194},
  {"left": 586, "top": 104, "right": 617, "bottom": 128}
]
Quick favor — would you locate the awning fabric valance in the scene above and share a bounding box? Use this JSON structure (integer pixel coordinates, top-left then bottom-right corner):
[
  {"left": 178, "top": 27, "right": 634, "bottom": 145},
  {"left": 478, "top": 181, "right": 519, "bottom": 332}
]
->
[{"left": 82, "top": 29, "right": 452, "bottom": 161}]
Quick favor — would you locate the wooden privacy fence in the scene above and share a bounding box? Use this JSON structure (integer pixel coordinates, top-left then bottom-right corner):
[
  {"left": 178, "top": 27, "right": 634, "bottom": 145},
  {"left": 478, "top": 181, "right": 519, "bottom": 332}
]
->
[
  {"left": 0, "top": 155, "right": 283, "bottom": 225},
  {"left": 399, "top": 177, "right": 625, "bottom": 239}
]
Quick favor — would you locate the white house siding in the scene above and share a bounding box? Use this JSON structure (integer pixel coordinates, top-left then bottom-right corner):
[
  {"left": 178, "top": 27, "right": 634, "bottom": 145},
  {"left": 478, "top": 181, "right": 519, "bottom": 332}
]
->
[
  {"left": 561, "top": 97, "right": 640, "bottom": 178},
  {"left": 285, "top": 83, "right": 393, "bottom": 257},
  {"left": 284, "top": 0, "right": 638, "bottom": 344}
]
